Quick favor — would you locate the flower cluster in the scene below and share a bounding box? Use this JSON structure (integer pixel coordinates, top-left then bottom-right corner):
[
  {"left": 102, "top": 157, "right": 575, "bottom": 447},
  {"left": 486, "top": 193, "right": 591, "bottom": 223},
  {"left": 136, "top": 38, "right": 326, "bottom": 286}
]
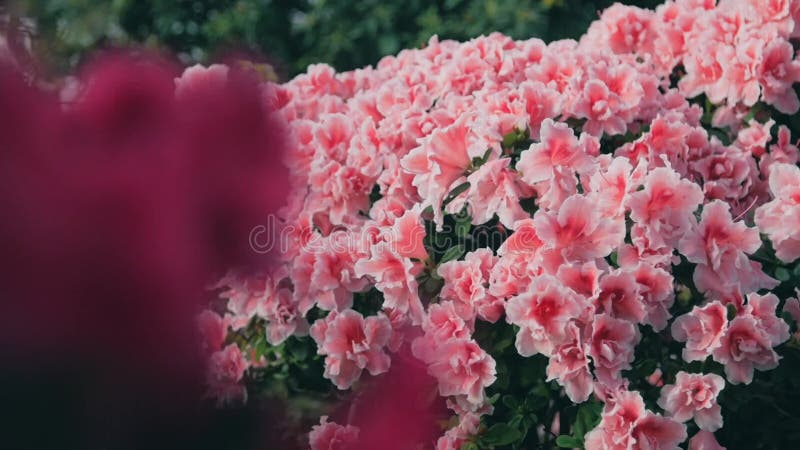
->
[{"left": 197, "top": 0, "right": 800, "bottom": 448}]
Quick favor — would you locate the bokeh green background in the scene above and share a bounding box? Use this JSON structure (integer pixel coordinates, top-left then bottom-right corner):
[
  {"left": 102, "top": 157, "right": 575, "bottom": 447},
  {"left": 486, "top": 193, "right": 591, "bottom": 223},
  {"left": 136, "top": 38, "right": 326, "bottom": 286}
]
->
[{"left": 10, "top": 0, "right": 660, "bottom": 79}]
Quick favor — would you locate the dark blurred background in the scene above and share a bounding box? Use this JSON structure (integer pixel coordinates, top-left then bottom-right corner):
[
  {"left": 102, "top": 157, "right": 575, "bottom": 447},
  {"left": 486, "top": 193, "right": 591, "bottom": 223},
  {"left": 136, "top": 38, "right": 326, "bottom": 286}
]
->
[{"left": 4, "top": 0, "right": 660, "bottom": 80}]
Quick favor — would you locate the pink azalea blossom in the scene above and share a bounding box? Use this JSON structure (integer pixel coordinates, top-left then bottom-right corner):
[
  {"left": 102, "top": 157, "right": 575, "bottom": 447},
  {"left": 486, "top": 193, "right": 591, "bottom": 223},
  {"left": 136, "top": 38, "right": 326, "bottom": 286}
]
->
[
  {"left": 546, "top": 321, "right": 594, "bottom": 403},
  {"left": 309, "top": 416, "right": 360, "bottom": 450},
  {"left": 679, "top": 200, "right": 776, "bottom": 295},
  {"left": 657, "top": 371, "right": 725, "bottom": 431},
  {"left": 310, "top": 310, "right": 393, "bottom": 389},
  {"left": 438, "top": 248, "right": 503, "bottom": 323},
  {"left": 533, "top": 194, "right": 625, "bottom": 262},
  {"left": 354, "top": 242, "right": 425, "bottom": 324},
  {"left": 596, "top": 269, "right": 647, "bottom": 324},
  {"left": 413, "top": 337, "right": 496, "bottom": 407},
  {"left": 689, "top": 431, "right": 726, "bottom": 450},
  {"left": 589, "top": 314, "right": 640, "bottom": 383},
  {"left": 628, "top": 167, "right": 704, "bottom": 249},
  {"left": 672, "top": 301, "right": 728, "bottom": 362},
  {"left": 755, "top": 163, "right": 800, "bottom": 262},
  {"left": 516, "top": 118, "right": 594, "bottom": 185},
  {"left": 464, "top": 158, "right": 534, "bottom": 228},
  {"left": 712, "top": 314, "right": 781, "bottom": 385},
  {"left": 506, "top": 275, "right": 591, "bottom": 356}
]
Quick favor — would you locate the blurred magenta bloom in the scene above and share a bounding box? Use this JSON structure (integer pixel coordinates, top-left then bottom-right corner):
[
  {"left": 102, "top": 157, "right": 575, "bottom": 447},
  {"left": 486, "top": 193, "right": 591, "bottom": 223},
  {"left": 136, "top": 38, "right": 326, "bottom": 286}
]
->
[{"left": 0, "top": 54, "right": 288, "bottom": 450}]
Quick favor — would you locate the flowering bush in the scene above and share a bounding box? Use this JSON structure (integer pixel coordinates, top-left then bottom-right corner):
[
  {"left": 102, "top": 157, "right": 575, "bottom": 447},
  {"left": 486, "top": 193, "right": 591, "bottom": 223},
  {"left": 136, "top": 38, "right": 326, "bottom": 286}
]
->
[{"left": 197, "top": 0, "right": 800, "bottom": 448}]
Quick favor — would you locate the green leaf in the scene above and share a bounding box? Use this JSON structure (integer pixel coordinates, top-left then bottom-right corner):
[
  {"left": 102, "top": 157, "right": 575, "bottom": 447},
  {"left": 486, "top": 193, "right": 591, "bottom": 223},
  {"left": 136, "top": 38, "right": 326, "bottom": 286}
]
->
[
  {"left": 481, "top": 423, "right": 522, "bottom": 446},
  {"left": 439, "top": 245, "right": 465, "bottom": 264},
  {"left": 574, "top": 401, "right": 602, "bottom": 440},
  {"left": 555, "top": 435, "right": 582, "bottom": 448},
  {"left": 502, "top": 394, "right": 519, "bottom": 409},
  {"left": 776, "top": 267, "right": 791, "bottom": 282},
  {"left": 456, "top": 218, "right": 472, "bottom": 238},
  {"left": 727, "top": 303, "right": 738, "bottom": 321},
  {"left": 443, "top": 182, "right": 470, "bottom": 206},
  {"left": 460, "top": 442, "right": 479, "bottom": 450}
]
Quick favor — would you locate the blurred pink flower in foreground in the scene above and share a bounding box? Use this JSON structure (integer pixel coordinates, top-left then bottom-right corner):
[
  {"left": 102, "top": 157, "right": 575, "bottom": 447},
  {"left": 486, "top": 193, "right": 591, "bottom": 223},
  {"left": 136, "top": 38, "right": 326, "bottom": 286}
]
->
[{"left": 0, "top": 54, "right": 288, "bottom": 449}]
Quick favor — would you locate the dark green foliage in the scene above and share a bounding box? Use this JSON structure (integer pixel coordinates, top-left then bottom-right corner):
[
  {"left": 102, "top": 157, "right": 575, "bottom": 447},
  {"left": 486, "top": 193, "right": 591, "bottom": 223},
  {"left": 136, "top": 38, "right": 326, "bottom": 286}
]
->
[{"left": 15, "top": 0, "right": 660, "bottom": 77}]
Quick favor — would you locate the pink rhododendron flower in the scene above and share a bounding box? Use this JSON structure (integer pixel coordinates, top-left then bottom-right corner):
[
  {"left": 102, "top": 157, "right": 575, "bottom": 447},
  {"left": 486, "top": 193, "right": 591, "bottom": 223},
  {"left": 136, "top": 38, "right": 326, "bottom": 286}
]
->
[
  {"left": 533, "top": 194, "right": 625, "bottom": 262},
  {"left": 755, "top": 163, "right": 800, "bottom": 262},
  {"left": 464, "top": 158, "right": 534, "bottom": 228},
  {"left": 354, "top": 242, "right": 425, "bottom": 324},
  {"left": 712, "top": 314, "right": 781, "bottom": 385},
  {"left": 516, "top": 118, "right": 594, "bottom": 185},
  {"left": 506, "top": 275, "right": 591, "bottom": 356},
  {"left": 584, "top": 390, "right": 645, "bottom": 449},
  {"left": 438, "top": 248, "right": 503, "bottom": 323},
  {"left": 689, "top": 431, "right": 726, "bottom": 450},
  {"left": 596, "top": 269, "right": 647, "bottom": 324},
  {"left": 413, "top": 337, "right": 496, "bottom": 407},
  {"left": 546, "top": 321, "right": 594, "bottom": 403},
  {"left": 310, "top": 310, "right": 392, "bottom": 389},
  {"left": 679, "top": 200, "right": 776, "bottom": 295},
  {"left": 743, "top": 293, "right": 791, "bottom": 345},
  {"left": 658, "top": 371, "right": 725, "bottom": 431},
  {"left": 589, "top": 314, "right": 640, "bottom": 383},
  {"left": 206, "top": 344, "right": 249, "bottom": 405},
  {"left": 631, "top": 263, "right": 675, "bottom": 331},
  {"left": 628, "top": 167, "right": 704, "bottom": 249},
  {"left": 759, "top": 39, "right": 800, "bottom": 113},
  {"left": 309, "top": 416, "right": 360, "bottom": 450},
  {"left": 672, "top": 301, "right": 728, "bottom": 362}
]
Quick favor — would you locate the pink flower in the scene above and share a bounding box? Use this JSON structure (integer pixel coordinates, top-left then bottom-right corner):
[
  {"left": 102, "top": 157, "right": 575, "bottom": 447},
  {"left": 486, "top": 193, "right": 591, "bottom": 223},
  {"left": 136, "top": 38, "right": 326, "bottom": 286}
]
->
[
  {"left": 391, "top": 207, "right": 429, "bottom": 261},
  {"left": 516, "top": 118, "right": 594, "bottom": 185},
  {"left": 585, "top": 3, "right": 653, "bottom": 54},
  {"left": 174, "top": 64, "right": 229, "bottom": 100},
  {"left": 759, "top": 39, "right": 800, "bottom": 114},
  {"left": 596, "top": 269, "right": 647, "bottom": 324},
  {"left": 309, "top": 416, "right": 359, "bottom": 450},
  {"left": 309, "top": 310, "right": 392, "bottom": 389},
  {"left": 735, "top": 119, "right": 774, "bottom": 158},
  {"left": 629, "top": 412, "right": 688, "bottom": 450},
  {"left": 413, "top": 337, "right": 496, "bottom": 407},
  {"left": 506, "top": 275, "right": 591, "bottom": 356},
  {"left": 401, "top": 114, "right": 494, "bottom": 227},
  {"left": 712, "top": 315, "right": 780, "bottom": 385},
  {"left": 292, "top": 231, "right": 369, "bottom": 313},
  {"left": 197, "top": 310, "right": 227, "bottom": 353},
  {"left": 519, "top": 81, "right": 562, "bottom": 139},
  {"left": 206, "top": 344, "right": 249, "bottom": 405},
  {"left": 759, "top": 125, "right": 799, "bottom": 179},
  {"left": 438, "top": 248, "right": 503, "bottom": 323},
  {"left": 464, "top": 158, "right": 533, "bottom": 228},
  {"left": 689, "top": 431, "right": 726, "bottom": 450},
  {"left": 413, "top": 301, "right": 473, "bottom": 360},
  {"left": 743, "top": 293, "right": 790, "bottom": 346},
  {"left": 557, "top": 261, "right": 603, "bottom": 298},
  {"left": 671, "top": 301, "right": 728, "bottom": 362},
  {"left": 694, "top": 145, "right": 758, "bottom": 207},
  {"left": 678, "top": 201, "right": 775, "bottom": 295},
  {"left": 573, "top": 79, "right": 628, "bottom": 136},
  {"left": 546, "top": 321, "right": 594, "bottom": 403},
  {"left": 628, "top": 167, "right": 704, "bottom": 249},
  {"left": 755, "top": 163, "right": 800, "bottom": 262},
  {"left": 589, "top": 314, "right": 640, "bottom": 383},
  {"left": 657, "top": 371, "right": 725, "bottom": 431},
  {"left": 534, "top": 194, "right": 625, "bottom": 262},
  {"left": 588, "top": 156, "right": 647, "bottom": 217},
  {"left": 630, "top": 263, "right": 675, "bottom": 331},
  {"left": 584, "top": 390, "right": 646, "bottom": 449},
  {"left": 355, "top": 242, "right": 425, "bottom": 324}
]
